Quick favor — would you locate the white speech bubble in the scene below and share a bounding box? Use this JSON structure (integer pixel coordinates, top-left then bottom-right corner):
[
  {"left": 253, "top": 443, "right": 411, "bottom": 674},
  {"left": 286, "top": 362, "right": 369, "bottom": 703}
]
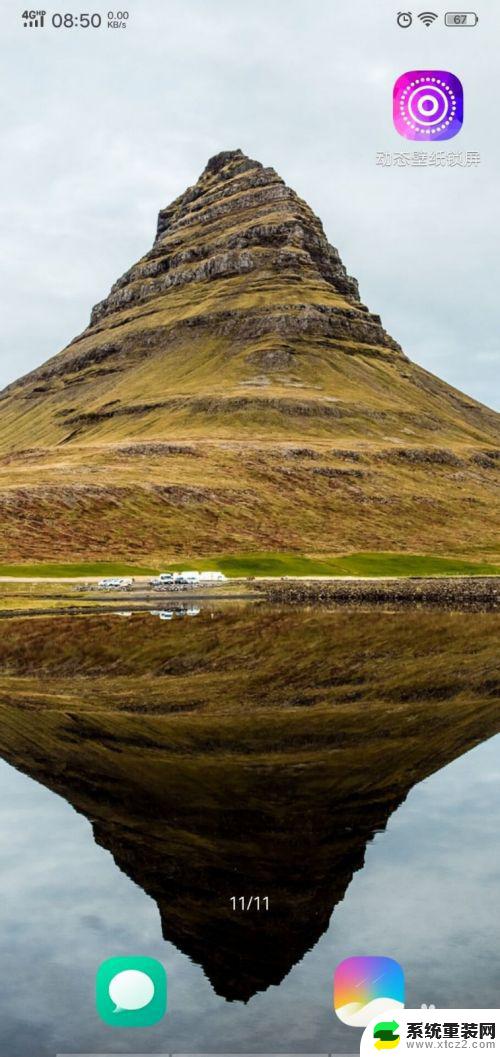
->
[{"left": 108, "top": 969, "right": 155, "bottom": 1013}]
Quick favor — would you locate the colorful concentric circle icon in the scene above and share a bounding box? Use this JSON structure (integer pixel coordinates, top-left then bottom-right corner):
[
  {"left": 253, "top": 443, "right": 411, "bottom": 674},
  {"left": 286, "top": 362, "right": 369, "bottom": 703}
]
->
[{"left": 393, "top": 70, "right": 464, "bottom": 140}]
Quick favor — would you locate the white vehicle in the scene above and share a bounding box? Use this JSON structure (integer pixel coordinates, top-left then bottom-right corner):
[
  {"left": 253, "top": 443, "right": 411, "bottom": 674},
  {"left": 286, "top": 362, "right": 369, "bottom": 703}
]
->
[
  {"left": 178, "top": 570, "right": 200, "bottom": 583},
  {"left": 186, "top": 607, "right": 201, "bottom": 616},
  {"left": 149, "top": 573, "right": 174, "bottom": 587},
  {"left": 199, "top": 571, "right": 227, "bottom": 583},
  {"left": 158, "top": 610, "right": 174, "bottom": 620},
  {"left": 97, "top": 577, "right": 133, "bottom": 590}
]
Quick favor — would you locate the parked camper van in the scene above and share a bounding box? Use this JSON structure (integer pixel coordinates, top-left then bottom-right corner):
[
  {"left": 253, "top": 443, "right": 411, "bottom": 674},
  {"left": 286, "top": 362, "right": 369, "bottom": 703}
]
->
[
  {"left": 149, "top": 572, "right": 174, "bottom": 587},
  {"left": 178, "top": 571, "right": 200, "bottom": 583},
  {"left": 199, "top": 571, "right": 227, "bottom": 583}
]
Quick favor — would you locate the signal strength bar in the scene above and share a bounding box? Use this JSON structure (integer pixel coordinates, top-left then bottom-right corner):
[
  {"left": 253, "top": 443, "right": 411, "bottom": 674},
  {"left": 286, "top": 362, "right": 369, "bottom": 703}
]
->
[{"left": 22, "top": 9, "right": 46, "bottom": 27}]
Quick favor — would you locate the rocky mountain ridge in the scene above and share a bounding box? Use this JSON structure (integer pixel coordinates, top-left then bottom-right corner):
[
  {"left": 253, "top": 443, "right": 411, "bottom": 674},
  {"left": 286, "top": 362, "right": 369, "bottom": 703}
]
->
[{"left": 0, "top": 149, "right": 498, "bottom": 562}]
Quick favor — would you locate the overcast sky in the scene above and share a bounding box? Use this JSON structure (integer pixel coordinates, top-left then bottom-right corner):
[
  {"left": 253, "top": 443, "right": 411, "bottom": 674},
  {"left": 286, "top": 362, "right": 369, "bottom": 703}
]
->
[{"left": 1, "top": 0, "right": 499, "bottom": 408}]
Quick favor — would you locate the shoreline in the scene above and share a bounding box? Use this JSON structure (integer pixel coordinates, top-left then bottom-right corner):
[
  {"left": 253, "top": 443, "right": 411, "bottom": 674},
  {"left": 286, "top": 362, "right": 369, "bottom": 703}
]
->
[
  {"left": 0, "top": 575, "right": 498, "bottom": 616},
  {"left": 260, "top": 575, "right": 500, "bottom": 611}
]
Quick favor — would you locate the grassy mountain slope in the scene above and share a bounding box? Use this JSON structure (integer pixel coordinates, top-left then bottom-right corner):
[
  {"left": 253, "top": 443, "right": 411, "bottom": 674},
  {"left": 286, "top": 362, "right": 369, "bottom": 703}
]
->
[{"left": 0, "top": 149, "right": 498, "bottom": 563}]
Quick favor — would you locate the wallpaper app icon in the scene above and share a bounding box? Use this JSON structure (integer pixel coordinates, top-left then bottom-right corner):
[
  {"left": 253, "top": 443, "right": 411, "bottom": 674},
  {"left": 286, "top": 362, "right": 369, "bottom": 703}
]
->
[
  {"left": 334, "top": 956, "right": 405, "bottom": 1027},
  {"left": 393, "top": 70, "right": 463, "bottom": 140},
  {"left": 96, "top": 956, "right": 167, "bottom": 1027}
]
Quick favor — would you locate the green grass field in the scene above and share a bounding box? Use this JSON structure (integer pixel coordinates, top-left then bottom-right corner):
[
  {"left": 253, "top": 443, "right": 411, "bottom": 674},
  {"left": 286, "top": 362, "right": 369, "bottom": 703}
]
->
[
  {"left": 0, "top": 551, "right": 499, "bottom": 579},
  {"left": 0, "top": 561, "right": 158, "bottom": 578},
  {"left": 168, "top": 551, "right": 500, "bottom": 577}
]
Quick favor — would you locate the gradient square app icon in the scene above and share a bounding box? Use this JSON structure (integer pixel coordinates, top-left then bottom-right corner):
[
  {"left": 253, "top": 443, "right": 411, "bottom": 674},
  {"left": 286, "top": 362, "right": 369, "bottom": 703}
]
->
[
  {"left": 334, "top": 956, "right": 405, "bottom": 1027},
  {"left": 393, "top": 70, "right": 463, "bottom": 140},
  {"left": 96, "top": 956, "right": 167, "bottom": 1027}
]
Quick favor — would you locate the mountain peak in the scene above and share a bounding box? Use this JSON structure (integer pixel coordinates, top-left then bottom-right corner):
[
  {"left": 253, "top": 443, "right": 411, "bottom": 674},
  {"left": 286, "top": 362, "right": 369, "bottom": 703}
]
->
[
  {"left": 0, "top": 150, "right": 498, "bottom": 565},
  {"left": 96, "top": 147, "right": 363, "bottom": 325},
  {"left": 202, "top": 148, "right": 258, "bottom": 175}
]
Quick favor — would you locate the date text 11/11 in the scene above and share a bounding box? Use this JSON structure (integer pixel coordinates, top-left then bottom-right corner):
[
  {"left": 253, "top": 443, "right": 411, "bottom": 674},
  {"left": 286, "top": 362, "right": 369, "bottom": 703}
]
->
[{"left": 230, "top": 896, "right": 269, "bottom": 911}]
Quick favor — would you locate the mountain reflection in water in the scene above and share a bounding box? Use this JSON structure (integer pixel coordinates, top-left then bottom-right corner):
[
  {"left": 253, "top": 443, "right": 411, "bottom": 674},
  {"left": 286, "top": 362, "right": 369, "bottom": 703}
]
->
[{"left": 0, "top": 605, "right": 498, "bottom": 1006}]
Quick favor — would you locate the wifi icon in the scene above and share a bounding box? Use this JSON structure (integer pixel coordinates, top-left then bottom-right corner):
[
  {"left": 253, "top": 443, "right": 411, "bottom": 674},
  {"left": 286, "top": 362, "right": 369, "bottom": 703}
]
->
[{"left": 418, "top": 10, "right": 438, "bottom": 25}]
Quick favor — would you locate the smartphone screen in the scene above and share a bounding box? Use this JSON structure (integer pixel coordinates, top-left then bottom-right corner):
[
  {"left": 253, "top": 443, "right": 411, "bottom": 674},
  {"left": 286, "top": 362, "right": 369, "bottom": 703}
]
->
[{"left": 0, "top": 3, "right": 499, "bottom": 1057}]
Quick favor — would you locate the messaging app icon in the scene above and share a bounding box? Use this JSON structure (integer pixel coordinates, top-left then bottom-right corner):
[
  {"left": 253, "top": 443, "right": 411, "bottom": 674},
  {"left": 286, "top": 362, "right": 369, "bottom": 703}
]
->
[
  {"left": 334, "top": 956, "right": 404, "bottom": 1027},
  {"left": 96, "top": 956, "right": 167, "bottom": 1027}
]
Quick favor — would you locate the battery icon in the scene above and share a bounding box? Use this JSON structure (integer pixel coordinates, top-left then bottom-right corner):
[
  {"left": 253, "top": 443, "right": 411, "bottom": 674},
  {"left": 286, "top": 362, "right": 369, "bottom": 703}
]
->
[{"left": 445, "top": 12, "right": 479, "bottom": 25}]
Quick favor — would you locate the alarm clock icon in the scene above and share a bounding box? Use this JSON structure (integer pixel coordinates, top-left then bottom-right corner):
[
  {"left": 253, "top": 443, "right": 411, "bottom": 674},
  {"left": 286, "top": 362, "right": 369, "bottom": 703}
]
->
[{"left": 397, "top": 11, "right": 413, "bottom": 27}]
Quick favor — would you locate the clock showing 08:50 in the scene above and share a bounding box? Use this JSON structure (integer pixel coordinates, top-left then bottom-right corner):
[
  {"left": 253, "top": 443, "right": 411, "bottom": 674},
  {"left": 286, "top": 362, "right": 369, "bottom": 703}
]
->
[{"left": 21, "top": 10, "right": 130, "bottom": 29}]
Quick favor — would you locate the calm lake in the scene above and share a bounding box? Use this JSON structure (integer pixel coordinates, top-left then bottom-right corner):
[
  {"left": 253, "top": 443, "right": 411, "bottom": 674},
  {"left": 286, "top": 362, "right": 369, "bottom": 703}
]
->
[{"left": 0, "top": 605, "right": 498, "bottom": 1056}]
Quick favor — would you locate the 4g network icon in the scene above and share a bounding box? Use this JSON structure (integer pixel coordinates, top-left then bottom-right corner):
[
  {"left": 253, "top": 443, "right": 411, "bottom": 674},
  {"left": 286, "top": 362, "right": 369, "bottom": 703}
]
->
[
  {"left": 393, "top": 70, "right": 464, "bottom": 140},
  {"left": 22, "top": 9, "right": 46, "bottom": 28}
]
